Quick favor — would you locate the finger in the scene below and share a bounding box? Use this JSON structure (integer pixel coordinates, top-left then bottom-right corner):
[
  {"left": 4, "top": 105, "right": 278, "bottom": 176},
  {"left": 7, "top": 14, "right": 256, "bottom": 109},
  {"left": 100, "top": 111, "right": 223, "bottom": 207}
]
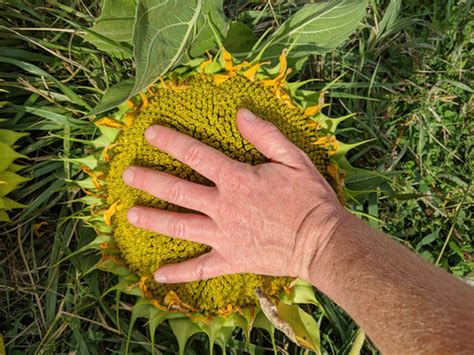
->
[
  {"left": 123, "top": 166, "right": 215, "bottom": 212},
  {"left": 236, "top": 108, "right": 308, "bottom": 168},
  {"left": 154, "top": 251, "right": 234, "bottom": 283},
  {"left": 127, "top": 206, "right": 218, "bottom": 246},
  {"left": 145, "top": 125, "right": 235, "bottom": 182}
]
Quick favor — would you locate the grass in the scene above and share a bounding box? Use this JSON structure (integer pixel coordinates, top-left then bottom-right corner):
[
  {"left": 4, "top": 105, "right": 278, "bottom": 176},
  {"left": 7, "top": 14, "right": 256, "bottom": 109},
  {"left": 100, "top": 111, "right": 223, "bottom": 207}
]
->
[{"left": 0, "top": 0, "right": 472, "bottom": 353}]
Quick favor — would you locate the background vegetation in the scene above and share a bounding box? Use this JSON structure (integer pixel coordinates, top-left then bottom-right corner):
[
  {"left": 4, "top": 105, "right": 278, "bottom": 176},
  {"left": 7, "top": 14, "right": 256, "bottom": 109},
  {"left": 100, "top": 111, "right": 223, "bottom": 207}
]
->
[{"left": 0, "top": 0, "right": 472, "bottom": 353}]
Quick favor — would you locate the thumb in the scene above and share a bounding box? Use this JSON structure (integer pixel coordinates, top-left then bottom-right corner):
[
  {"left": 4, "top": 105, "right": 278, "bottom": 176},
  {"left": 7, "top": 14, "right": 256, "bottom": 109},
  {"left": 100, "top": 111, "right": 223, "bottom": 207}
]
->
[
  {"left": 153, "top": 251, "right": 231, "bottom": 283},
  {"left": 236, "top": 108, "right": 306, "bottom": 168}
]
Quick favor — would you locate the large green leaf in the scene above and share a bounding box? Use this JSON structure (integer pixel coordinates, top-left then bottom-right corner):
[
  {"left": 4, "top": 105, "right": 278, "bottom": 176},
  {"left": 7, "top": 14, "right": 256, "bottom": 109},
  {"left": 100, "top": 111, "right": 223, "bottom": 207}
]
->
[
  {"left": 89, "top": 79, "right": 135, "bottom": 116},
  {"left": 276, "top": 302, "right": 320, "bottom": 352},
  {"left": 222, "top": 21, "right": 258, "bottom": 54},
  {"left": 132, "top": 0, "right": 203, "bottom": 94},
  {"left": 188, "top": 0, "right": 227, "bottom": 58},
  {"left": 84, "top": 0, "right": 136, "bottom": 59},
  {"left": 259, "top": 0, "right": 368, "bottom": 66}
]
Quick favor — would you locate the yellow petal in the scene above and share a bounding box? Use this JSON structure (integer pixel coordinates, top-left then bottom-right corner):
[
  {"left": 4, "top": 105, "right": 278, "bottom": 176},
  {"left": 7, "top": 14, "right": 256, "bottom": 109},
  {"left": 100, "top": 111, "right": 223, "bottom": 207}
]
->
[
  {"left": 327, "top": 162, "right": 345, "bottom": 202},
  {"left": 139, "top": 276, "right": 150, "bottom": 298},
  {"left": 139, "top": 92, "right": 148, "bottom": 109},
  {"left": 311, "top": 136, "right": 330, "bottom": 146},
  {"left": 103, "top": 143, "right": 118, "bottom": 161},
  {"left": 278, "top": 48, "right": 288, "bottom": 77},
  {"left": 307, "top": 119, "right": 321, "bottom": 129},
  {"left": 95, "top": 117, "right": 123, "bottom": 129},
  {"left": 221, "top": 47, "right": 234, "bottom": 72},
  {"left": 243, "top": 61, "right": 270, "bottom": 81},
  {"left": 151, "top": 299, "right": 168, "bottom": 311},
  {"left": 233, "top": 60, "right": 250, "bottom": 71},
  {"left": 124, "top": 112, "right": 135, "bottom": 126},
  {"left": 198, "top": 51, "right": 213, "bottom": 72},
  {"left": 33, "top": 221, "right": 48, "bottom": 238},
  {"left": 304, "top": 91, "right": 326, "bottom": 116},
  {"left": 213, "top": 73, "right": 233, "bottom": 85},
  {"left": 103, "top": 200, "right": 119, "bottom": 226},
  {"left": 81, "top": 166, "right": 105, "bottom": 189},
  {"left": 304, "top": 104, "right": 321, "bottom": 116},
  {"left": 217, "top": 304, "right": 234, "bottom": 317},
  {"left": 164, "top": 290, "right": 198, "bottom": 312}
]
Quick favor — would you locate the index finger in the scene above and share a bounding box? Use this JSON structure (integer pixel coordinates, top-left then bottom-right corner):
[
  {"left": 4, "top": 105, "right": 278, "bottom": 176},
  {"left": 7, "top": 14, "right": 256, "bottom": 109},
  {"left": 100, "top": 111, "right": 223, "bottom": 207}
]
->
[{"left": 145, "top": 125, "right": 235, "bottom": 183}]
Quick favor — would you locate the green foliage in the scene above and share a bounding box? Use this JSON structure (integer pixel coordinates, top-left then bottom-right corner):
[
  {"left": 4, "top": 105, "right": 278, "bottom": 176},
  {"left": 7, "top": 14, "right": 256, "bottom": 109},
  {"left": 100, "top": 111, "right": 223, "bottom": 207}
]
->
[
  {"left": 90, "top": 79, "right": 135, "bottom": 115},
  {"left": 257, "top": 0, "right": 368, "bottom": 69},
  {"left": 222, "top": 21, "right": 258, "bottom": 53},
  {"left": 83, "top": 0, "right": 136, "bottom": 59},
  {"left": 89, "top": 0, "right": 229, "bottom": 114},
  {"left": 0, "top": 0, "right": 472, "bottom": 354},
  {"left": 189, "top": 0, "right": 228, "bottom": 57},
  {"left": 132, "top": 0, "right": 202, "bottom": 93},
  {"left": 276, "top": 301, "right": 320, "bottom": 352},
  {"left": 0, "top": 129, "right": 28, "bottom": 221},
  {"left": 88, "top": 0, "right": 369, "bottom": 113}
]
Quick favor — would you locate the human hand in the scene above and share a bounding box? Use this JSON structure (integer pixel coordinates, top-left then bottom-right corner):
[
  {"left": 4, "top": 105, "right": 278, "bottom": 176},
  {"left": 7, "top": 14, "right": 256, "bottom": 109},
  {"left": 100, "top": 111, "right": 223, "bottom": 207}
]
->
[{"left": 122, "top": 108, "right": 345, "bottom": 283}]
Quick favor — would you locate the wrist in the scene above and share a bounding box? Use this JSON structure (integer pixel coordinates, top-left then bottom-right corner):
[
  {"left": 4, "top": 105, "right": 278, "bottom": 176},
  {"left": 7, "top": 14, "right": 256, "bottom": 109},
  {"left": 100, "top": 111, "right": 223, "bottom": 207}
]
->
[{"left": 291, "top": 202, "right": 347, "bottom": 281}]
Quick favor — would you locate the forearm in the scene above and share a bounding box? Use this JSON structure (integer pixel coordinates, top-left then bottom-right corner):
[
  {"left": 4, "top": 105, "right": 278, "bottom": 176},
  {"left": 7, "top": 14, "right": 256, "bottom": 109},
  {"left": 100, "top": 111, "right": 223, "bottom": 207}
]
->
[{"left": 306, "top": 211, "right": 474, "bottom": 354}]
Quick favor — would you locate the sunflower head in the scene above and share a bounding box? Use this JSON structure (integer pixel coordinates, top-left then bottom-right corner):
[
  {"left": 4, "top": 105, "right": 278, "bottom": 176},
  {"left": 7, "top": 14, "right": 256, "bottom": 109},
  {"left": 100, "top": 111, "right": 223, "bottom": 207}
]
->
[{"left": 78, "top": 48, "right": 356, "bottom": 353}]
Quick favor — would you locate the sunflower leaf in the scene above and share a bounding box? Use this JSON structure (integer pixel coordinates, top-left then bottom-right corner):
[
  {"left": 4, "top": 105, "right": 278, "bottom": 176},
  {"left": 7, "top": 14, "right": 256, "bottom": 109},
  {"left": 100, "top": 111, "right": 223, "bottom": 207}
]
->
[
  {"left": 89, "top": 79, "right": 135, "bottom": 116},
  {"left": 83, "top": 0, "right": 137, "bottom": 59},
  {"left": 132, "top": 0, "right": 203, "bottom": 94},
  {"left": 188, "top": 0, "right": 228, "bottom": 58},
  {"left": 259, "top": 0, "right": 368, "bottom": 68},
  {"left": 276, "top": 302, "right": 320, "bottom": 352},
  {"left": 222, "top": 21, "right": 258, "bottom": 54}
]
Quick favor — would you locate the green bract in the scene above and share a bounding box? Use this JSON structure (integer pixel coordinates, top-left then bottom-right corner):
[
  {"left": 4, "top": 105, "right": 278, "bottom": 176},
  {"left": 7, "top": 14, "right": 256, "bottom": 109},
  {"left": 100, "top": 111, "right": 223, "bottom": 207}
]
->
[{"left": 0, "top": 129, "right": 28, "bottom": 222}]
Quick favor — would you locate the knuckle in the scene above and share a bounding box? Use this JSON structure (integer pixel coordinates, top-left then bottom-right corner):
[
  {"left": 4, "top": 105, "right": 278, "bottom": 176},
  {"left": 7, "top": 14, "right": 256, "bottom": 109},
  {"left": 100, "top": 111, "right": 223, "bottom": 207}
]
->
[
  {"left": 168, "top": 216, "right": 186, "bottom": 238},
  {"left": 183, "top": 143, "right": 202, "bottom": 167},
  {"left": 219, "top": 163, "right": 247, "bottom": 190},
  {"left": 138, "top": 210, "right": 151, "bottom": 229},
  {"left": 157, "top": 129, "right": 172, "bottom": 149},
  {"left": 137, "top": 170, "right": 151, "bottom": 190},
  {"left": 167, "top": 181, "right": 184, "bottom": 203},
  {"left": 194, "top": 259, "right": 207, "bottom": 280}
]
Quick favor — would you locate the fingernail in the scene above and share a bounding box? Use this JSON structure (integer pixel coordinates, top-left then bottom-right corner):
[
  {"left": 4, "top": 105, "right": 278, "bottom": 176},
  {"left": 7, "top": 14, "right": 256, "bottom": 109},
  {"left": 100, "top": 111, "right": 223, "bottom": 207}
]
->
[
  {"left": 154, "top": 272, "right": 168, "bottom": 283},
  {"left": 240, "top": 108, "right": 257, "bottom": 121},
  {"left": 127, "top": 208, "right": 139, "bottom": 225},
  {"left": 145, "top": 125, "right": 158, "bottom": 141},
  {"left": 122, "top": 168, "right": 135, "bottom": 185}
]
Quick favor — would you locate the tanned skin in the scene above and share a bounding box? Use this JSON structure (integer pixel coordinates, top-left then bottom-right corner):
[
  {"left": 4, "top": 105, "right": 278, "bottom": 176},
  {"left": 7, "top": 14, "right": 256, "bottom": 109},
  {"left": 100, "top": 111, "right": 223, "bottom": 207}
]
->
[{"left": 122, "top": 108, "right": 474, "bottom": 354}]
